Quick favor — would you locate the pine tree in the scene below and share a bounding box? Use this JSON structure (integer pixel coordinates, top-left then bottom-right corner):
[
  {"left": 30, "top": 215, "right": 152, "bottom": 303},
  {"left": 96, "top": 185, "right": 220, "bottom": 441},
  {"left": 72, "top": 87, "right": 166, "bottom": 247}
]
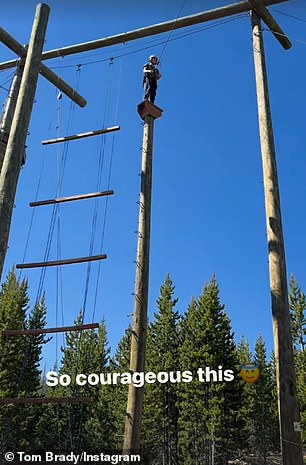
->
[
  {"left": 82, "top": 318, "right": 116, "bottom": 452},
  {"left": 111, "top": 326, "right": 131, "bottom": 450},
  {"left": 289, "top": 276, "right": 306, "bottom": 445},
  {"left": 237, "top": 336, "right": 254, "bottom": 455},
  {"left": 289, "top": 276, "right": 306, "bottom": 352},
  {"left": 142, "top": 274, "right": 180, "bottom": 465},
  {"left": 21, "top": 295, "right": 49, "bottom": 396},
  {"left": 35, "top": 313, "right": 116, "bottom": 454},
  {"left": 237, "top": 336, "right": 252, "bottom": 364},
  {"left": 0, "top": 270, "right": 48, "bottom": 454},
  {"left": 178, "top": 276, "right": 244, "bottom": 465},
  {"left": 0, "top": 270, "right": 28, "bottom": 398},
  {"left": 250, "top": 334, "right": 279, "bottom": 463}
]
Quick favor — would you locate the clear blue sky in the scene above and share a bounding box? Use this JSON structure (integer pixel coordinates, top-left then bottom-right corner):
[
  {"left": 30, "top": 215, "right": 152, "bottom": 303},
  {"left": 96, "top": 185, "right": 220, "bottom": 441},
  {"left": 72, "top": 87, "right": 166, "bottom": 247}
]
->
[{"left": 1, "top": 0, "right": 306, "bottom": 369}]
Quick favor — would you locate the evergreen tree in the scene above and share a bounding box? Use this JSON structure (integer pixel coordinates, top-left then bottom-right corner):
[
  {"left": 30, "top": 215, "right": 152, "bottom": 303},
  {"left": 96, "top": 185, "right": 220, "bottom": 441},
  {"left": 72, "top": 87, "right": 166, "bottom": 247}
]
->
[
  {"left": 289, "top": 276, "right": 306, "bottom": 445},
  {"left": 111, "top": 326, "right": 131, "bottom": 450},
  {"left": 0, "top": 270, "right": 28, "bottom": 398},
  {"left": 237, "top": 336, "right": 254, "bottom": 455},
  {"left": 142, "top": 274, "right": 180, "bottom": 465},
  {"left": 250, "top": 334, "right": 279, "bottom": 463},
  {"left": 237, "top": 336, "right": 252, "bottom": 365},
  {"left": 0, "top": 270, "right": 48, "bottom": 454},
  {"left": 178, "top": 276, "right": 244, "bottom": 465},
  {"left": 36, "top": 313, "right": 115, "bottom": 454},
  {"left": 21, "top": 295, "right": 49, "bottom": 396},
  {"left": 289, "top": 276, "right": 306, "bottom": 352}
]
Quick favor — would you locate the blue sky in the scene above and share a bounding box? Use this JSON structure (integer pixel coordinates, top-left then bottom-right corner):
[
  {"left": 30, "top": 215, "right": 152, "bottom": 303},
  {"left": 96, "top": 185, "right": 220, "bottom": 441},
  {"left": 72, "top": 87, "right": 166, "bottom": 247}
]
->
[{"left": 1, "top": 0, "right": 306, "bottom": 368}]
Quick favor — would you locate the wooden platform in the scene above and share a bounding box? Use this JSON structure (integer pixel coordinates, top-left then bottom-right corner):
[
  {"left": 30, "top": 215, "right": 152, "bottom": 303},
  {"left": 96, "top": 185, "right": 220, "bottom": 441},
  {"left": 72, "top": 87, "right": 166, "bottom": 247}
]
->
[{"left": 137, "top": 100, "right": 163, "bottom": 120}]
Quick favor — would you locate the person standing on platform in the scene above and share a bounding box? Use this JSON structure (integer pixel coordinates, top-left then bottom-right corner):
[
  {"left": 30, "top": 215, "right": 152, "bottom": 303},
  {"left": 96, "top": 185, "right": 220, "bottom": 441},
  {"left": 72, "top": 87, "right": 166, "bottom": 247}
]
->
[{"left": 143, "top": 55, "right": 161, "bottom": 104}]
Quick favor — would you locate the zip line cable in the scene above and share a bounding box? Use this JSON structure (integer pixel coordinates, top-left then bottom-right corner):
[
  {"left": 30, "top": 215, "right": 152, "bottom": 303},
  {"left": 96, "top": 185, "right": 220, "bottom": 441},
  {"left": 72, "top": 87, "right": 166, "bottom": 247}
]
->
[
  {"left": 159, "top": 0, "right": 188, "bottom": 61},
  {"left": 262, "top": 27, "right": 306, "bottom": 48},
  {"left": 272, "top": 9, "right": 306, "bottom": 24},
  {"left": 47, "top": 13, "right": 248, "bottom": 70}
]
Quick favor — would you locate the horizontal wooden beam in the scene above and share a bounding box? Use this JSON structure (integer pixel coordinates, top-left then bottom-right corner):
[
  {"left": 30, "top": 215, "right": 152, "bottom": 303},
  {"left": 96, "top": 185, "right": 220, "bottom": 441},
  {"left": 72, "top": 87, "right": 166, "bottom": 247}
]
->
[
  {"left": 29, "top": 190, "right": 114, "bottom": 207},
  {"left": 41, "top": 125, "right": 120, "bottom": 145},
  {"left": 0, "top": 0, "right": 288, "bottom": 71},
  {"left": 3, "top": 323, "right": 99, "bottom": 336},
  {"left": 0, "top": 26, "right": 87, "bottom": 107},
  {"left": 16, "top": 254, "right": 107, "bottom": 269},
  {"left": 248, "top": 0, "right": 291, "bottom": 49},
  {"left": 0, "top": 397, "right": 93, "bottom": 405},
  {"left": 0, "top": 26, "right": 25, "bottom": 57}
]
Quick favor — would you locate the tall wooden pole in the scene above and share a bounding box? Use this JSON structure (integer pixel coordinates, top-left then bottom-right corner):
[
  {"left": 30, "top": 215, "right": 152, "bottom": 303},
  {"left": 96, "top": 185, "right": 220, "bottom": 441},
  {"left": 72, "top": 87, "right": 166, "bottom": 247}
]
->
[
  {"left": 0, "top": 65, "right": 23, "bottom": 173},
  {"left": 0, "top": 3, "right": 50, "bottom": 281},
  {"left": 123, "top": 102, "right": 162, "bottom": 454},
  {"left": 251, "top": 11, "right": 303, "bottom": 465}
]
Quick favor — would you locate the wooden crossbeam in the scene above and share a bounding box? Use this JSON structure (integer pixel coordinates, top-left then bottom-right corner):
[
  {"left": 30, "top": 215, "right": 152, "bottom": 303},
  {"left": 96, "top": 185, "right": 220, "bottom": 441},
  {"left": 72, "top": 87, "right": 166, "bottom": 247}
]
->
[
  {"left": 29, "top": 190, "right": 114, "bottom": 207},
  {"left": 248, "top": 0, "right": 291, "bottom": 49},
  {"left": 0, "top": 0, "right": 291, "bottom": 72},
  {"left": 0, "top": 397, "right": 93, "bottom": 405},
  {"left": 3, "top": 323, "right": 99, "bottom": 336},
  {"left": 16, "top": 254, "right": 107, "bottom": 269},
  {"left": 41, "top": 125, "right": 120, "bottom": 145},
  {"left": 10, "top": 0, "right": 292, "bottom": 64},
  {"left": 0, "top": 26, "right": 87, "bottom": 107}
]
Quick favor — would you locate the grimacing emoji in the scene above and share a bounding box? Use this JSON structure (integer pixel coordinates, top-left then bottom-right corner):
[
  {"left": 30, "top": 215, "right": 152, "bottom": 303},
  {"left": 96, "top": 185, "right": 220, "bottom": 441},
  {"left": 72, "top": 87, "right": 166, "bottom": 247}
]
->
[{"left": 240, "top": 364, "right": 260, "bottom": 383}]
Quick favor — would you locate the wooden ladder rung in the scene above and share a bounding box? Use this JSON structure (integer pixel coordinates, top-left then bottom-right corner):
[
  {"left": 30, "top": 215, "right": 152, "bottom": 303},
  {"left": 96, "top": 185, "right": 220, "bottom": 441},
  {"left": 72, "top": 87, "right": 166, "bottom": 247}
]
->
[
  {"left": 16, "top": 254, "right": 107, "bottom": 269},
  {"left": 41, "top": 125, "right": 120, "bottom": 145},
  {"left": 29, "top": 189, "right": 114, "bottom": 207},
  {"left": 3, "top": 323, "right": 99, "bottom": 336},
  {"left": 0, "top": 397, "right": 93, "bottom": 405}
]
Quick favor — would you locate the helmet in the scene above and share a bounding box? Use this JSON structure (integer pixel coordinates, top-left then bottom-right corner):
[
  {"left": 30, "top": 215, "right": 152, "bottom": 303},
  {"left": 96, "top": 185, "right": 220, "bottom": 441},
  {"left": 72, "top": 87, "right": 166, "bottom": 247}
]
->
[{"left": 149, "top": 54, "right": 158, "bottom": 62}]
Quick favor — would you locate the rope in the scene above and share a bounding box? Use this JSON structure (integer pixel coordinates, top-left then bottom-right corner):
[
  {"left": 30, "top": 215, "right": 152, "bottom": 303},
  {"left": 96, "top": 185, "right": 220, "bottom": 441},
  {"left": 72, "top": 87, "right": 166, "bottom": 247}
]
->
[
  {"left": 272, "top": 9, "right": 306, "bottom": 24},
  {"left": 36, "top": 66, "right": 81, "bottom": 304},
  {"left": 281, "top": 436, "right": 303, "bottom": 447},
  {"left": 80, "top": 58, "right": 114, "bottom": 323},
  {"left": 67, "top": 58, "right": 119, "bottom": 451},
  {"left": 159, "top": 0, "right": 188, "bottom": 61},
  {"left": 92, "top": 58, "right": 123, "bottom": 322},
  {"left": 74, "top": 57, "right": 122, "bottom": 451},
  {"left": 0, "top": 70, "right": 17, "bottom": 93},
  {"left": 19, "top": 122, "right": 50, "bottom": 279},
  {"left": 262, "top": 26, "right": 306, "bottom": 48},
  {"left": 47, "top": 14, "right": 248, "bottom": 70}
]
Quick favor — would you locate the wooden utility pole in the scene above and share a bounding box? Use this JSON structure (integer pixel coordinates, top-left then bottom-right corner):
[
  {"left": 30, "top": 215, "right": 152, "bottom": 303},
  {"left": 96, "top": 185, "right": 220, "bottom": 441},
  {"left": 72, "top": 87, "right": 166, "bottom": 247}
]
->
[
  {"left": 123, "top": 101, "right": 162, "bottom": 454},
  {"left": 251, "top": 11, "right": 303, "bottom": 465},
  {"left": 0, "top": 3, "right": 50, "bottom": 281},
  {"left": 0, "top": 65, "right": 23, "bottom": 173}
]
